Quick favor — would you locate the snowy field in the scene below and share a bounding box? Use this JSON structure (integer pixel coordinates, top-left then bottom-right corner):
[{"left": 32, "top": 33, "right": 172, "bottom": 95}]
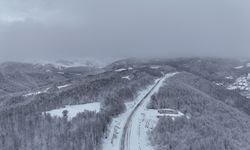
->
[{"left": 45, "top": 102, "right": 100, "bottom": 119}]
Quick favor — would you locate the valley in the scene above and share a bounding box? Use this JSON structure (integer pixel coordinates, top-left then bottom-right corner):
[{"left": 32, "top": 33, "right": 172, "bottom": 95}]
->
[{"left": 1, "top": 58, "right": 250, "bottom": 150}]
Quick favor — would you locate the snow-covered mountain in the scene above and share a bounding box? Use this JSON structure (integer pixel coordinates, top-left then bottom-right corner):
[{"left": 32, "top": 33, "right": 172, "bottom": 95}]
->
[
  {"left": 1, "top": 58, "right": 250, "bottom": 150},
  {"left": 37, "top": 57, "right": 119, "bottom": 69}
]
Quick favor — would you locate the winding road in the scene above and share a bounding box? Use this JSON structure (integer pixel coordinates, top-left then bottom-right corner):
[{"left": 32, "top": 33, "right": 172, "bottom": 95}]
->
[{"left": 120, "top": 73, "right": 178, "bottom": 150}]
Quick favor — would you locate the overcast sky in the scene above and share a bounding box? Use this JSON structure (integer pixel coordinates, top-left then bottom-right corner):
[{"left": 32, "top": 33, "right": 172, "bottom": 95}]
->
[{"left": 0, "top": 0, "right": 249, "bottom": 62}]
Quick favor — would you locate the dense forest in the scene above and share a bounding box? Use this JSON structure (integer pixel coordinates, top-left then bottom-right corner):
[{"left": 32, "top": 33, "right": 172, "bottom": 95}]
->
[
  {"left": 1, "top": 58, "right": 250, "bottom": 150},
  {"left": 148, "top": 72, "right": 250, "bottom": 150},
  {"left": 0, "top": 64, "right": 165, "bottom": 150}
]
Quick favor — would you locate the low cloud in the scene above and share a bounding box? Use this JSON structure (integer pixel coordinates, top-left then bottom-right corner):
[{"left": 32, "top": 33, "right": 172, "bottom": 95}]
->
[{"left": 0, "top": 0, "right": 249, "bottom": 62}]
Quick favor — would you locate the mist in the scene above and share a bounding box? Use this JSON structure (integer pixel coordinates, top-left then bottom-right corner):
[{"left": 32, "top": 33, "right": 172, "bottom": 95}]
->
[{"left": 0, "top": 0, "right": 250, "bottom": 62}]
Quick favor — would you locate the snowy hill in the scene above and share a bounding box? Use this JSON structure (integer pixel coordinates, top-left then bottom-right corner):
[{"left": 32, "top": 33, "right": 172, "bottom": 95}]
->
[
  {"left": 39, "top": 57, "right": 118, "bottom": 69},
  {"left": 1, "top": 58, "right": 250, "bottom": 150}
]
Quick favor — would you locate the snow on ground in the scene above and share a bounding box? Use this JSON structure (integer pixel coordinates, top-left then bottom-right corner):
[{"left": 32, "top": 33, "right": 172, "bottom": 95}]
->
[
  {"left": 127, "top": 108, "right": 185, "bottom": 150},
  {"left": 225, "top": 76, "right": 234, "bottom": 80},
  {"left": 103, "top": 72, "right": 182, "bottom": 150},
  {"left": 115, "top": 67, "right": 133, "bottom": 72},
  {"left": 146, "top": 109, "right": 184, "bottom": 119},
  {"left": 102, "top": 83, "right": 158, "bottom": 150},
  {"left": 233, "top": 62, "right": 250, "bottom": 69},
  {"left": 24, "top": 84, "right": 70, "bottom": 97},
  {"left": 228, "top": 74, "right": 250, "bottom": 91},
  {"left": 234, "top": 66, "right": 244, "bottom": 69},
  {"left": 45, "top": 102, "right": 100, "bottom": 119},
  {"left": 150, "top": 66, "right": 161, "bottom": 69},
  {"left": 115, "top": 68, "right": 127, "bottom": 72},
  {"left": 214, "top": 82, "right": 224, "bottom": 86},
  {"left": 228, "top": 74, "right": 250, "bottom": 98},
  {"left": 23, "top": 88, "right": 50, "bottom": 97},
  {"left": 122, "top": 76, "right": 131, "bottom": 80},
  {"left": 135, "top": 108, "right": 185, "bottom": 149},
  {"left": 57, "top": 84, "right": 71, "bottom": 89},
  {"left": 123, "top": 73, "right": 182, "bottom": 150}
]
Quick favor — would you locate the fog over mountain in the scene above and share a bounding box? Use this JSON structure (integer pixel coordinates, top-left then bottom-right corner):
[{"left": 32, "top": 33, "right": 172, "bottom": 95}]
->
[
  {"left": 0, "top": 0, "right": 250, "bottom": 62},
  {"left": 1, "top": 2, "right": 250, "bottom": 150}
]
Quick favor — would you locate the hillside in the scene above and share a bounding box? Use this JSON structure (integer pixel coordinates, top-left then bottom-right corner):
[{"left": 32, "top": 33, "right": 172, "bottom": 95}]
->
[
  {"left": 0, "top": 58, "right": 250, "bottom": 150},
  {"left": 148, "top": 72, "right": 250, "bottom": 150}
]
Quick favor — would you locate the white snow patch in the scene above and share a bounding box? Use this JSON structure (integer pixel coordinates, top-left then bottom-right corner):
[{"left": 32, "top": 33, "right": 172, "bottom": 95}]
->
[
  {"left": 226, "top": 76, "right": 234, "bottom": 80},
  {"left": 45, "top": 102, "right": 100, "bottom": 119},
  {"left": 214, "top": 82, "right": 224, "bottom": 86},
  {"left": 228, "top": 75, "right": 250, "bottom": 90},
  {"left": 147, "top": 108, "right": 184, "bottom": 118},
  {"left": 115, "top": 67, "right": 133, "bottom": 72},
  {"left": 24, "top": 88, "right": 50, "bottom": 97},
  {"left": 122, "top": 76, "right": 131, "bottom": 80},
  {"left": 150, "top": 65, "right": 161, "bottom": 69},
  {"left": 228, "top": 74, "right": 250, "bottom": 99},
  {"left": 115, "top": 68, "right": 127, "bottom": 72},
  {"left": 234, "top": 66, "right": 244, "bottom": 69},
  {"left": 137, "top": 108, "right": 185, "bottom": 140},
  {"left": 57, "top": 84, "right": 71, "bottom": 89}
]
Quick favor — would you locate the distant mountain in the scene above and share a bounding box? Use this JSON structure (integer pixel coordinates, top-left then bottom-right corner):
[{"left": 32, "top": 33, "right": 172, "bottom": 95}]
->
[
  {"left": 0, "top": 61, "right": 103, "bottom": 96},
  {"left": 1, "top": 57, "right": 250, "bottom": 150},
  {"left": 38, "top": 57, "right": 118, "bottom": 69},
  {"left": 0, "top": 62, "right": 63, "bottom": 94}
]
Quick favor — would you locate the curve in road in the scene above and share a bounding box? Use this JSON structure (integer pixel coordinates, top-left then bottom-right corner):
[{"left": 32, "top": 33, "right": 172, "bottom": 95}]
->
[{"left": 120, "top": 73, "right": 178, "bottom": 150}]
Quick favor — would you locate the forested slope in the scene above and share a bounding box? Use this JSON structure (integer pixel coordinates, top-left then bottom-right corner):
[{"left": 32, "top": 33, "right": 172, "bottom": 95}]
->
[
  {"left": 0, "top": 61, "right": 172, "bottom": 150},
  {"left": 1, "top": 58, "right": 250, "bottom": 150},
  {"left": 148, "top": 72, "right": 250, "bottom": 150}
]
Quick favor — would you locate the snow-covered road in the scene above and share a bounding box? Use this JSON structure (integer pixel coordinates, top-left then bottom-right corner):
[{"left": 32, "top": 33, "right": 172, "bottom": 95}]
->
[{"left": 103, "top": 72, "right": 178, "bottom": 150}]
